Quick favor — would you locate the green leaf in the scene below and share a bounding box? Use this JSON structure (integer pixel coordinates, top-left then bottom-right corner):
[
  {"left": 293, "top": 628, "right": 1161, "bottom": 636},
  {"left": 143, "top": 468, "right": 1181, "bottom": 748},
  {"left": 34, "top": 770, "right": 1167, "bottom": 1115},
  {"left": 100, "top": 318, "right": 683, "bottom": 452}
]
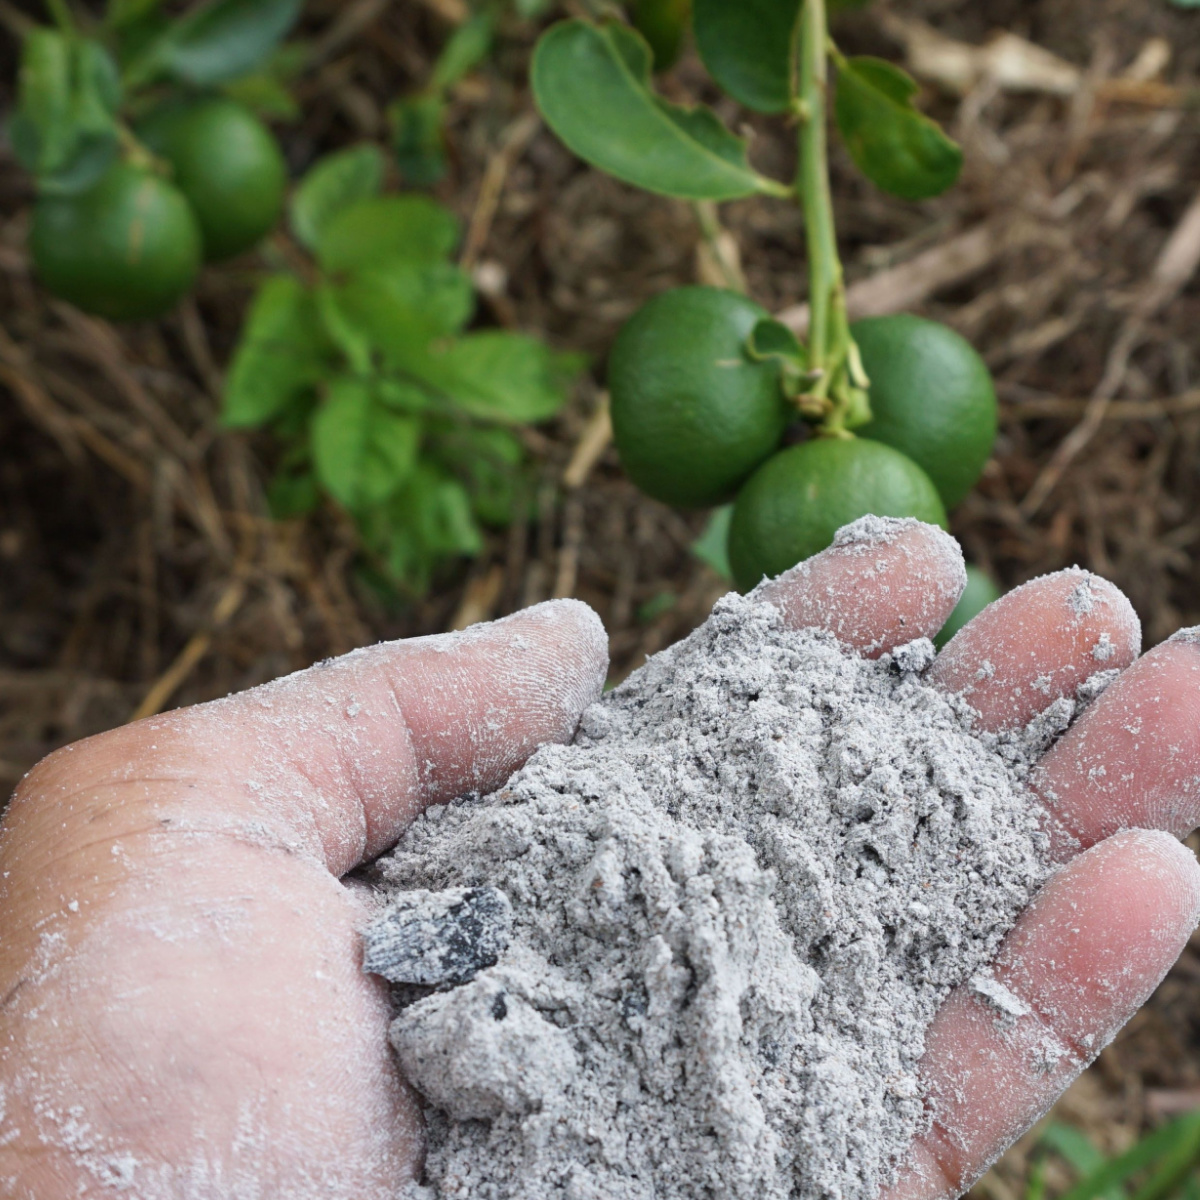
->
[
  {"left": 693, "top": 0, "right": 800, "bottom": 113},
  {"left": 315, "top": 194, "right": 460, "bottom": 273},
  {"left": 360, "top": 463, "right": 483, "bottom": 593},
  {"left": 290, "top": 144, "right": 386, "bottom": 252},
  {"left": 389, "top": 94, "right": 447, "bottom": 187},
  {"left": 514, "top": 0, "right": 553, "bottom": 15},
  {"left": 326, "top": 261, "right": 474, "bottom": 368},
  {"left": 431, "top": 8, "right": 496, "bottom": 91},
  {"left": 532, "top": 19, "right": 783, "bottom": 201},
  {"left": 433, "top": 424, "right": 526, "bottom": 526},
  {"left": 267, "top": 445, "right": 320, "bottom": 518},
  {"left": 128, "top": 0, "right": 304, "bottom": 87},
  {"left": 1040, "top": 1125, "right": 1111, "bottom": 1181},
  {"left": 834, "top": 55, "right": 963, "bottom": 200},
  {"left": 414, "top": 332, "right": 582, "bottom": 423},
  {"left": 222, "top": 71, "right": 300, "bottom": 120},
  {"left": 377, "top": 378, "right": 432, "bottom": 415},
  {"left": 692, "top": 504, "right": 733, "bottom": 579},
  {"left": 1059, "top": 1113, "right": 1200, "bottom": 1200},
  {"left": 223, "top": 275, "right": 333, "bottom": 427},
  {"left": 1170, "top": 0, "right": 1200, "bottom": 7},
  {"left": 312, "top": 375, "right": 420, "bottom": 510},
  {"left": 747, "top": 316, "right": 804, "bottom": 362},
  {"left": 13, "top": 33, "right": 122, "bottom": 192},
  {"left": 314, "top": 281, "right": 375, "bottom": 375}
]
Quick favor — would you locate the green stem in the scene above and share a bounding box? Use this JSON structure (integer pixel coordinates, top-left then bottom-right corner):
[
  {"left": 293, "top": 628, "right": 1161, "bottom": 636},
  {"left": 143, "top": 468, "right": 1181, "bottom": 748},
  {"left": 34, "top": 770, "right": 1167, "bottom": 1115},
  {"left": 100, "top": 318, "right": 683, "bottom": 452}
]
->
[
  {"left": 795, "top": 0, "right": 862, "bottom": 435},
  {"left": 796, "top": 0, "right": 837, "bottom": 371}
]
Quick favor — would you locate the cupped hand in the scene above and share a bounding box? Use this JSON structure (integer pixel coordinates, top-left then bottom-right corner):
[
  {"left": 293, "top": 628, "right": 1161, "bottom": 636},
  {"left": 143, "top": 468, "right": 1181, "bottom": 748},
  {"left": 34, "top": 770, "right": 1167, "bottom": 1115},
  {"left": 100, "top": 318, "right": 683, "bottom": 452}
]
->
[{"left": 1, "top": 521, "right": 1198, "bottom": 1200}]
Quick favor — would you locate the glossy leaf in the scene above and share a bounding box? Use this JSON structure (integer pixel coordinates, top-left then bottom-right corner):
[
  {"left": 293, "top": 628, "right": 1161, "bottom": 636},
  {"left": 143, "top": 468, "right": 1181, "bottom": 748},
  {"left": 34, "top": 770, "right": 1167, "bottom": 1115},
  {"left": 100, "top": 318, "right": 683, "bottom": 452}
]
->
[
  {"left": 315, "top": 194, "right": 460, "bottom": 273},
  {"left": 129, "top": 0, "right": 303, "bottom": 86},
  {"left": 834, "top": 55, "right": 962, "bottom": 200},
  {"left": 532, "top": 19, "right": 781, "bottom": 201},
  {"left": 223, "top": 275, "right": 332, "bottom": 426},
  {"left": 312, "top": 375, "right": 420, "bottom": 510},
  {"left": 693, "top": 0, "right": 800, "bottom": 113},
  {"left": 415, "top": 331, "right": 583, "bottom": 423},
  {"left": 290, "top": 143, "right": 385, "bottom": 252}
]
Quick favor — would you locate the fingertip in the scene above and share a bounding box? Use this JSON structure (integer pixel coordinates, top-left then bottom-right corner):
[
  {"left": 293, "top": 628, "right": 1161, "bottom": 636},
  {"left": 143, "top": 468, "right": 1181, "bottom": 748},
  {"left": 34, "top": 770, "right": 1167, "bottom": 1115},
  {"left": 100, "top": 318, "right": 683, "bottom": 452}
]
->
[
  {"left": 494, "top": 598, "right": 610, "bottom": 735},
  {"left": 758, "top": 517, "right": 966, "bottom": 657},
  {"left": 1107, "top": 827, "right": 1200, "bottom": 930},
  {"left": 928, "top": 567, "right": 1141, "bottom": 732}
]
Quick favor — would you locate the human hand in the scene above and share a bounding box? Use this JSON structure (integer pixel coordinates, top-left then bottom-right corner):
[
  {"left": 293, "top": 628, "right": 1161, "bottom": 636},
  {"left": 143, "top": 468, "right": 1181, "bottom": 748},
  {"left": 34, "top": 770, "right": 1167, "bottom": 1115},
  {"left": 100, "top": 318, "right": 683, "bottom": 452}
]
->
[{"left": 1, "top": 520, "right": 1197, "bottom": 1200}]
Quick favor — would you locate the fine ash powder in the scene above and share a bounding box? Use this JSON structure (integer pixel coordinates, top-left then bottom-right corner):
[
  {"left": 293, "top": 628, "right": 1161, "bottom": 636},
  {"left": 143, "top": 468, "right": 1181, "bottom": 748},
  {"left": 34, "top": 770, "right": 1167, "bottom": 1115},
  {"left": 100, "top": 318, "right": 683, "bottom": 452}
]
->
[{"left": 365, "top": 576, "right": 1108, "bottom": 1200}]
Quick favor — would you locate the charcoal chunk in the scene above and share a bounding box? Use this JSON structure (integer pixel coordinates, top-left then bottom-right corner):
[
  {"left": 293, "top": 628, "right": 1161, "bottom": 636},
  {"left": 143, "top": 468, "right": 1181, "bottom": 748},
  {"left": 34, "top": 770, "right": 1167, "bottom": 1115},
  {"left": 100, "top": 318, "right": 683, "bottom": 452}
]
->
[{"left": 362, "top": 886, "right": 512, "bottom": 986}]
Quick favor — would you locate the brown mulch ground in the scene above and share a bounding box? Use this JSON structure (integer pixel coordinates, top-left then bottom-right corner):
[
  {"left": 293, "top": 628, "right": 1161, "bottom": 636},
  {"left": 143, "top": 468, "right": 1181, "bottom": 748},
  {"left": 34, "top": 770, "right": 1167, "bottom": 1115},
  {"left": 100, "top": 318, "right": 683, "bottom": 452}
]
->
[{"left": 4, "top": 0, "right": 1200, "bottom": 1189}]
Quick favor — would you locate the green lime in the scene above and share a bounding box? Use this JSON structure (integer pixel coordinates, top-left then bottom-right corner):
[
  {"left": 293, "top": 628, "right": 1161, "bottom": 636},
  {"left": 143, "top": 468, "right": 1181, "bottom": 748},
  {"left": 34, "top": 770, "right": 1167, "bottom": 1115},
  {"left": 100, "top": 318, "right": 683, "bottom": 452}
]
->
[
  {"left": 934, "top": 564, "right": 1002, "bottom": 649},
  {"left": 30, "top": 162, "right": 202, "bottom": 321},
  {"left": 852, "top": 313, "right": 997, "bottom": 510},
  {"left": 138, "top": 97, "right": 286, "bottom": 262},
  {"left": 609, "top": 287, "right": 791, "bottom": 508},
  {"left": 728, "top": 437, "right": 947, "bottom": 592}
]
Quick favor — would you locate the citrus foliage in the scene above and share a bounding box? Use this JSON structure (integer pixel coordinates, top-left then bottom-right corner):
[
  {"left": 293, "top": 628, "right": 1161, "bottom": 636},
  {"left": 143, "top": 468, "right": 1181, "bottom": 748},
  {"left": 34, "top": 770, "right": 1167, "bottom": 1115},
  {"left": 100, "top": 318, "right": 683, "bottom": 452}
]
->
[{"left": 224, "top": 145, "right": 584, "bottom": 594}]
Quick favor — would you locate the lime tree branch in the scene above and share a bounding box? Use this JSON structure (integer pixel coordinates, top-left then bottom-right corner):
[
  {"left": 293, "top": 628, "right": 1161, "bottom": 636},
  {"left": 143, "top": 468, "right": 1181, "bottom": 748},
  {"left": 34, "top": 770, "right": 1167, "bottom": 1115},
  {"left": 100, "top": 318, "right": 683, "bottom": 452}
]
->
[{"left": 794, "top": 0, "right": 865, "bottom": 435}]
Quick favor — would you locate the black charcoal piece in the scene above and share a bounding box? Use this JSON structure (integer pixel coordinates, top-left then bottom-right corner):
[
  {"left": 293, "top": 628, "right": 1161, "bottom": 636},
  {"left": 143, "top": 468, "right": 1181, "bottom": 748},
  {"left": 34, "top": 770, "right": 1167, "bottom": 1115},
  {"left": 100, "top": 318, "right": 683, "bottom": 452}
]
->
[{"left": 362, "top": 886, "right": 512, "bottom": 986}]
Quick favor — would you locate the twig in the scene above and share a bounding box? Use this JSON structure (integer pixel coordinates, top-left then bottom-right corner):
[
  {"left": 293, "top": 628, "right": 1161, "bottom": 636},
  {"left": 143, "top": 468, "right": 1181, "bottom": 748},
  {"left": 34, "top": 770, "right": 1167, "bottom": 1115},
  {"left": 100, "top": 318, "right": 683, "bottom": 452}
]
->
[
  {"left": 776, "top": 220, "right": 1041, "bottom": 334},
  {"left": 308, "top": 0, "right": 394, "bottom": 68},
  {"left": 129, "top": 577, "right": 247, "bottom": 721},
  {"left": 450, "top": 565, "right": 505, "bottom": 630},
  {"left": 460, "top": 112, "right": 542, "bottom": 271},
  {"left": 1021, "top": 187, "right": 1200, "bottom": 517},
  {"left": 177, "top": 297, "right": 223, "bottom": 402},
  {"left": 553, "top": 492, "right": 586, "bottom": 600},
  {"left": 562, "top": 395, "right": 612, "bottom": 490},
  {"left": 693, "top": 202, "right": 747, "bottom": 294},
  {"left": 1004, "top": 388, "right": 1200, "bottom": 421}
]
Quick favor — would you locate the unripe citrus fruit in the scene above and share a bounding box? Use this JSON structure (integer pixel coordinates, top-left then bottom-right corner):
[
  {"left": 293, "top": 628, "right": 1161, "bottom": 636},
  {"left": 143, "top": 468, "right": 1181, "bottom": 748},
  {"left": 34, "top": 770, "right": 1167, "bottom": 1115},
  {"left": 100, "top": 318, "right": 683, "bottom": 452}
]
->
[
  {"left": 30, "top": 162, "right": 202, "bottom": 321},
  {"left": 138, "top": 97, "right": 286, "bottom": 262},
  {"left": 728, "top": 437, "right": 947, "bottom": 591},
  {"left": 608, "top": 287, "right": 791, "bottom": 508},
  {"left": 852, "top": 313, "right": 997, "bottom": 510},
  {"left": 935, "top": 564, "right": 1002, "bottom": 649}
]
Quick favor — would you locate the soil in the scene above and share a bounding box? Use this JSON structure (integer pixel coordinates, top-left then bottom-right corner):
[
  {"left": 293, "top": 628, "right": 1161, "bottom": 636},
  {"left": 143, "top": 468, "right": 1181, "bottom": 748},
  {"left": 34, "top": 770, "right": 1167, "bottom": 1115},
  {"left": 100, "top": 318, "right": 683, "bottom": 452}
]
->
[{"left": 4, "top": 0, "right": 1200, "bottom": 1192}]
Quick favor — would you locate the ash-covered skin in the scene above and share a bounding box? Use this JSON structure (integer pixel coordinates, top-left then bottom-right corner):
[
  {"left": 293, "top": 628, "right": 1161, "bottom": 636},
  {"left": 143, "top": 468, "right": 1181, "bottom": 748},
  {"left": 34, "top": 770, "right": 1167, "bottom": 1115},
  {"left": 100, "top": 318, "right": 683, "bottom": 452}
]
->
[{"left": 367, "top": 591, "right": 1113, "bottom": 1200}]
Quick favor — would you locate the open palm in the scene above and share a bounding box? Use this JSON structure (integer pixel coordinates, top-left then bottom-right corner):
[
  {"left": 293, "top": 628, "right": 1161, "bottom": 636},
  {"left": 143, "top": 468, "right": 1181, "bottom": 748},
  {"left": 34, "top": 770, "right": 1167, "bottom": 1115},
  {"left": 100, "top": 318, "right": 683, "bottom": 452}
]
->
[{"left": 2, "top": 520, "right": 1198, "bottom": 1200}]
